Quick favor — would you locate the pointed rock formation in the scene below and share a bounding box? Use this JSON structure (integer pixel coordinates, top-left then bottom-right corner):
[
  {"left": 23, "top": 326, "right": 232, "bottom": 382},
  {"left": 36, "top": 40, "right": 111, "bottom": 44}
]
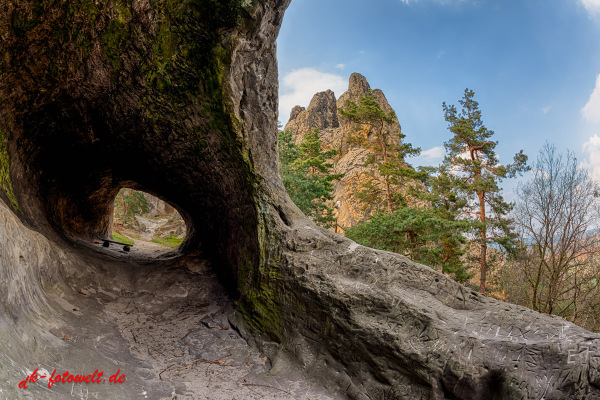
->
[
  {"left": 285, "top": 89, "right": 339, "bottom": 135},
  {"left": 284, "top": 72, "right": 414, "bottom": 231},
  {"left": 336, "top": 71, "right": 372, "bottom": 106}
]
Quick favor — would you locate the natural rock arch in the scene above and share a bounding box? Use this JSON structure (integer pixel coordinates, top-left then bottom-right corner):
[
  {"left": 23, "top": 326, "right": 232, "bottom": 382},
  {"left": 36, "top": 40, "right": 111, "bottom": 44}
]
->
[{"left": 0, "top": 1, "right": 599, "bottom": 399}]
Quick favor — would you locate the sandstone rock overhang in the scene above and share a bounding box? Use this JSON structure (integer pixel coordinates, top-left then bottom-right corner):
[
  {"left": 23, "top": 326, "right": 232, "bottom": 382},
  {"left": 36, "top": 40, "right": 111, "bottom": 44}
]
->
[
  {"left": 0, "top": 1, "right": 599, "bottom": 399},
  {"left": 0, "top": 0, "right": 271, "bottom": 291}
]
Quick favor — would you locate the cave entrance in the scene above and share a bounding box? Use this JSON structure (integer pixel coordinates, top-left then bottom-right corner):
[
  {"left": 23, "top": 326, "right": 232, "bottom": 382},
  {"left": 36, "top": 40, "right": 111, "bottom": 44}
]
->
[{"left": 111, "top": 188, "right": 187, "bottom": 250}]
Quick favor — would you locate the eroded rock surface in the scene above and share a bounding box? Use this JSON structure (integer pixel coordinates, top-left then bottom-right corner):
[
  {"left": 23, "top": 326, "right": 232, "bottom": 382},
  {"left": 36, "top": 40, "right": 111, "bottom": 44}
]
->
[
  {"left": 0, "top": 202, "right": 344, "bottom": 399},
  {"left": 0, "top": 1, "right": 599, "bottom": 399}
]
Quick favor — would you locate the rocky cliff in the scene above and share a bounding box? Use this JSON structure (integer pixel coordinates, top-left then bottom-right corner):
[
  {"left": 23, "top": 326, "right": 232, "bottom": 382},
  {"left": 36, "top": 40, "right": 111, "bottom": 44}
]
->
[
  {"left": 285, "top": 73, "right": 423, "bottom": 231},
  {"left": 0, "top": 1, "right": 599, "bottom": 400}
]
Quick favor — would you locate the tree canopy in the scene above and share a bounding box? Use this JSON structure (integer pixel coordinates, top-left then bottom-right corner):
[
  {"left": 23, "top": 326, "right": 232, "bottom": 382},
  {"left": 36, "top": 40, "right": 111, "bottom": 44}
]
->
[
  {"left": 442, "top": 89, "right": 529, "bottom": 293},
  {"left": 501, "top": 143, "right": 600, "bottom": 331},
  {"left": 278, "top": 129, "right": 342, "bottom": 228}
]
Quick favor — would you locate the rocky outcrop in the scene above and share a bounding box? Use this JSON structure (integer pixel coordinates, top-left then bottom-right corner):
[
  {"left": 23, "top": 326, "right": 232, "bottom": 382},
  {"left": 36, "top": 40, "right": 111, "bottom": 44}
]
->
[
  {"left": 285, "top": 73, "right": 417, "bottom": 230},
  {"left": 0, "top": 2, "right": 599, "bottom": 400},
  {"left": 142, "top": 191, "right": 177, "bottom": 218},
  {"left": 337, "top": 72, "right": 373, "bottom": 105},
  {"left": 285, "top": 89, "right": 339, "bottom": 134}
]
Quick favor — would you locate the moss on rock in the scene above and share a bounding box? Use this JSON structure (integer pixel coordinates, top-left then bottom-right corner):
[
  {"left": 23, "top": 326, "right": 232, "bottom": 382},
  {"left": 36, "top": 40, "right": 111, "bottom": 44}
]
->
[
  {"left": 0, "top": 127, "right": 20, "bottom": 212},
  {"left": 237, "top": 197, "right": 284, "bottom": 341}
]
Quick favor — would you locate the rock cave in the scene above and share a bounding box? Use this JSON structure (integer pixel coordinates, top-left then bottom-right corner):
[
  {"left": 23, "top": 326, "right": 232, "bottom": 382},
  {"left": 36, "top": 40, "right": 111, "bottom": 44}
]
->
[{"left": 0, "top": 1, "right": 599, "bottom": 399}]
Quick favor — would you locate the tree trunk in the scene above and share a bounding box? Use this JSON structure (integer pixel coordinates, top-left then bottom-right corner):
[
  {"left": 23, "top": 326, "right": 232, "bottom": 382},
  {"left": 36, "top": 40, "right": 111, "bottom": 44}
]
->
[
  {"left": 378, "top": 122, "right": 393, "bottom": 214},
  {"left": 478, "top": 191, "right": 487, "bottom": 293},
  {"left": 385, "top": 177, "right": 393, "bottom": 213},
  {"left": 479, "top": 239, "right": 487, "bottom": 293}
]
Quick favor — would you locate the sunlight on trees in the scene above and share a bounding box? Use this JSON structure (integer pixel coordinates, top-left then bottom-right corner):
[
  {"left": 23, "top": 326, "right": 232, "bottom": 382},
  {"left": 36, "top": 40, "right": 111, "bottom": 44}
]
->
[
  {"left": 442, "top": 89, "right": 529, "bottom": 293},
  {"left": 338, "top": 91, "right": 421, "bottom": 213},
  {"left": 500, "top": 143, "right": 600, "bottom": 331}
]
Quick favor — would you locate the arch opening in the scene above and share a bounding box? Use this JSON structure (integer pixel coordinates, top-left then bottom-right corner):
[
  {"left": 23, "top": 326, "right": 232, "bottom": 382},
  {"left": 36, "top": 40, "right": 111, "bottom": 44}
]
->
[{"left": 111, "top": 188, "right": 188, "bottom": 251}]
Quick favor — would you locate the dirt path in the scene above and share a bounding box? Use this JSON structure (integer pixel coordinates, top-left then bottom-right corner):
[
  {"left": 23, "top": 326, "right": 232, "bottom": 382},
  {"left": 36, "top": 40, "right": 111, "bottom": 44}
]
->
[
  {"left": 81, "top": 255, "right": 343, "bottom": 400},
  {"left": 135, "top": 216, "right": 168, "bottom": 241},
  {"left": 1, "top": 200, "right": 343, "bottom": 400},
  {"left": 116, "top": 216, "right": 179, "bottom": 253}
]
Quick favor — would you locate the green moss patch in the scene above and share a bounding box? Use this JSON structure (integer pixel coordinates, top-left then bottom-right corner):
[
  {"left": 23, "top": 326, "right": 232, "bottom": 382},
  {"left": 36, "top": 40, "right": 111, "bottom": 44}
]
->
[
  {"left": 0, "top": 127, "right": 21, "bottom": 212},
  {"left": 151, "top": 236, "right": 184, "bottom": 248},
  {"left": 236, "top": 203, "right": 284, "bottom": 341},
  {"left": 112, "top": 231, "right": 135, "bottom": 245},
  {"left": 100, "top": 19, "right": 130, "bottom": 68},
  {"left": 141, "top": 0, "right": 246, "bottom": 154}
]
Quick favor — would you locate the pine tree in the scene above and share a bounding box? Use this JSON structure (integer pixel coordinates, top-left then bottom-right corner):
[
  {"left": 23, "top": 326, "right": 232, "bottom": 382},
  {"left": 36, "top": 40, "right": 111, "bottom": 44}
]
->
[
  {"left": 114, "top": 189, "right": 150, "bottom": 223},
  {"left": 442, "top": 89, "right": 529, "bottom": 293},
  {"left": 416, "top": 165, "right": 475, "bottom": 280},
  {"left": 339, "top": 91, "right": 475, "bottom": 280},
  {"left": 345, "top": 165, "right": 474, "bottom": 283},
  {"left": 345, "top": 204, "right": 473, "bottom": 282},
  {"left": 278, "top": 129, "right": 342, "bottom": 228}
]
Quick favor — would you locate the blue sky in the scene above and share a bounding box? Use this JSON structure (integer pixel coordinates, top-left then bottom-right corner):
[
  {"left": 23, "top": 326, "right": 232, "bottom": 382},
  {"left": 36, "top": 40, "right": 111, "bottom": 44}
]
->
[{"left": 277, "top": 0, "right": 600, "bottom": 197}]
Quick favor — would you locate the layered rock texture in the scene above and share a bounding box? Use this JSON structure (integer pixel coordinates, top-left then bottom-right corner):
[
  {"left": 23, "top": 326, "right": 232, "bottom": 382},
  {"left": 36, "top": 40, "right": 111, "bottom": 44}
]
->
[
  {"left": 0, "top": 1, "right": 599, "bottom": 400},
  {"left": 285, "top": 73, "right": 423, "bottom": 231}
]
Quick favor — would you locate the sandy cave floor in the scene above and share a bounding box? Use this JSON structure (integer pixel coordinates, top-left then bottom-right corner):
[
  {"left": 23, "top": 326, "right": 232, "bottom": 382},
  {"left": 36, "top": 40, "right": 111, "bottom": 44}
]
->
[
  {"left": 6, "top": 240, "right": 345, "bottom": 400},
  {"left": 103, "top": 268, "right": 341, "bottom": 399}
]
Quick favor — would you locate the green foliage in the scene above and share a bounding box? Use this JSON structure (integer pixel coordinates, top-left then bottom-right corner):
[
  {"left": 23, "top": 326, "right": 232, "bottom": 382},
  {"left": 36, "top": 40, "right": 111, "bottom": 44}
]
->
[
  {"left": 346, "top": 205, "right": 472, "bottom": 283},
  {"left": 338, "top": 91, "right": 476, "bottom": 282},
  {"left": 112, "top": 231, "right": 134, "bottom": 245},
  {"left": 354, "top": 179, "right": 387, "bottom": 214},
  {"left": 113, "top": 188, "right": 149, "bottom": 226},
  {"left": 279, "top": 129, "right": 342, "bottom": 228},
  {"left": 338, "top": 91, "right": 422, "bottom": 213},
  {"left": 418, "top": 165, "right": 481, "bottom": 279},
  {"left": 151, "top": 236, "right": 184, "bottom": 248},
  {"left": 295, "top": 129, "right": 339, "bottom": 175},
  {"left": 417, "top": 165, "right": 468, "bottom": 213},
  {"left": 278, "top": 130, "right": 300, "bottom": 168},
  {"left": 442, "top": 89, "right": 529, "bottom": 292}
]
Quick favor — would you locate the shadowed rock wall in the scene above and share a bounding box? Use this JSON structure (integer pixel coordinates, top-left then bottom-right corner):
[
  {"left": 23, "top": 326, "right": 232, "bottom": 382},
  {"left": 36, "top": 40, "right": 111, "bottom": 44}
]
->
[{"left": 0, "top": 1, "right": 599, "bottom": 399}]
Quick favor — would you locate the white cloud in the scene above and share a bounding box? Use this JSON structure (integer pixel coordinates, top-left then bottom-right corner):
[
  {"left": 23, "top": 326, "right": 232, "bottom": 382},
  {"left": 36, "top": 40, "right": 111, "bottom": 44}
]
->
[
  {"left": 581, "top": 0, "right": 600, "bottom": 14},
  {"left": 582, "top": 74, "right": 600, "bottom": 124},
  {"left": 335, "top": 63, "right": 346, "bottom": 70},
  {"left": 582, "top": 134, "right": 600, "bottom": 181},
  {"left": 412, "top": 146, "right": 445, "bottom": 167},
  {"left": 279, "top": 68, "right": 347, "bottom": 124},
  {"left": 420, "top": 146, "right": 445, "bottom": 160},
  {"left": 542, "top": 105, "right": 552, "bottom": 115}
]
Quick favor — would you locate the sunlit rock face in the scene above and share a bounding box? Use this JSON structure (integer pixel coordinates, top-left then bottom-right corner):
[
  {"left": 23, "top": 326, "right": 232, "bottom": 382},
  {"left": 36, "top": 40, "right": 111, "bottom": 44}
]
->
[
  {"left": 1, "top": 1, "right": 600, "bottom": 400},
  {"left": 284, "top": 73, "right": 427, "bottom": 232}
]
